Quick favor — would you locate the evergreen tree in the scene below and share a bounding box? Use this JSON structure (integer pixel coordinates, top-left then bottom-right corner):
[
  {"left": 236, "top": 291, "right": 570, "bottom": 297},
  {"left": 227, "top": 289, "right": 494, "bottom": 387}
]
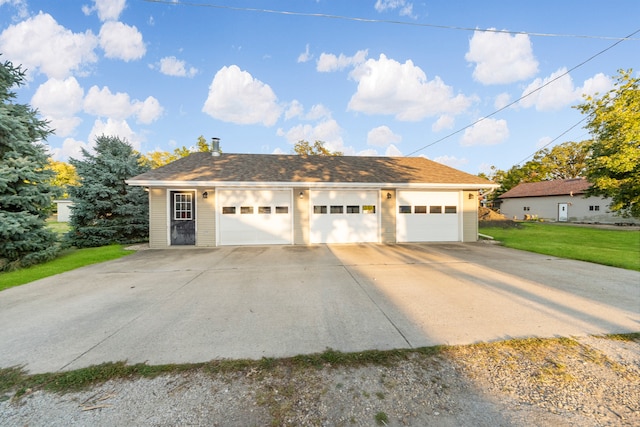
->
[
  {"left": 0, "top": 59, "right": 59, "bottom": 270},
  {"left": 68, "top": 135, "right": 150, "bottom": 247}
]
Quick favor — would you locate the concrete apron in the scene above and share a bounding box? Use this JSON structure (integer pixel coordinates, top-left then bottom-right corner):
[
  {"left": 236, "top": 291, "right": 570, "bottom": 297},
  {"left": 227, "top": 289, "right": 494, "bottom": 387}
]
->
[{"left": 0, "top": 243, "right": 638, "bottom": 374}]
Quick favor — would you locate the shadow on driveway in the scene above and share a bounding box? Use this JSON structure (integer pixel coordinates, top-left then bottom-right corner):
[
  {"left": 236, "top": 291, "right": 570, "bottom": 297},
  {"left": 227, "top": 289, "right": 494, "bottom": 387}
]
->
[{"left": 0, "top": 243, "right": 638, "bottom": 374}]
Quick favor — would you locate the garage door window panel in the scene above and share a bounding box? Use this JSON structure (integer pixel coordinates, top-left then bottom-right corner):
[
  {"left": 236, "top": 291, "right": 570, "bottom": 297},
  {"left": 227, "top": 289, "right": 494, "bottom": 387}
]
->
[
  {"left": 399, "top": 205, "right": 411, "bottom": 214},
  {"left": 276, "top": 206, "right": 288, "bottom": 214},
  {"left": 414, "top": 205, "right": 427, "bottom": 214},
  {"left": 330, "top": 205, "right": 343, "bottom": 214},
  {"left": 445, "top": 206, "right": 457, "bottom": 214},
  {"left": 258, "top": 206, "right": 271, "bottom": 214},
  {"left": 314, "top": 205, "right": 327, "bottom": 214},
  {"left": 346, "top": 205, "right": 359, "bottom": 214},
  {"left": 363, "top": 205, "right": 376, "bottom": 214},
  {"left": 222, "top": 207, "right": 236, "bottom": 214},
  {"left": 241, "top": 206, "right": 253, "bottom": 214},
  {"left": 430, "top": 206, "right": 442, "bottom": 214}
]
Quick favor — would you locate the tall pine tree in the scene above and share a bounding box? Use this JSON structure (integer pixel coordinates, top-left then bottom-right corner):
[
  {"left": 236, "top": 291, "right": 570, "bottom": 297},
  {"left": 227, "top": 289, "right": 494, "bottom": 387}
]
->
[
  {"left": 68, "top": 135, "right": 150, "bottom": 247},
  {"left": 0, "top": 60, "right": 59, "bottom": 270}
]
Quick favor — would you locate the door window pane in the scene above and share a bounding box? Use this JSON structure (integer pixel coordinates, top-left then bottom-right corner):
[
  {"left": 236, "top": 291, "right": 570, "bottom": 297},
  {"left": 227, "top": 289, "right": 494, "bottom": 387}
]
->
[
  {"left": 276, "top": 206, "right": 289, "bottom": 214},
  {"left": 330, "top": 205, "right": 344, "bottom": 214},
  {"left": 222, "top": 207, "right": 236, "bottom": 214},
  {"left": 362, "top": 205, "right": 376, "bottom": 214},
  {"left": 241, "top": 206, "right": 254, "bottom": 214},
  {"left": 430, "top": 206, "right": 442, "bottom": 214},
  {"left": 346, "top": 205, "right": 360, "bottom": 214},
  {"left": 444, "top": 206, "right": 457, "bottom": 214},
  {"left": 258, "top": 206, "right": 271, "bottom": 214},
  {"left": 399, "top": 205, "right": 411, "bottom": 214},
  {"left": 174, "top": 193, "right": 193, "bottom": 220},
  {"left": 414, "top": 205, "right": 427, "bottom": 214}
]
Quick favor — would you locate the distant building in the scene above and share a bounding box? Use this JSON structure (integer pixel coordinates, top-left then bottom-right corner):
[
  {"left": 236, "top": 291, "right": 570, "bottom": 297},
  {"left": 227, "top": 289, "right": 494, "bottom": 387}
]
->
[
  {"left": 54, "top": 199, "right": 73, "bottom": 222},
  {"left": 496, "top": 178, "right": 638, "bottom": 224}
]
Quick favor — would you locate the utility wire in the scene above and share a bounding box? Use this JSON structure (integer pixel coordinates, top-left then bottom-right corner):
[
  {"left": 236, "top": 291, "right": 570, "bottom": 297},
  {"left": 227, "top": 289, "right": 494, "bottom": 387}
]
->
[
  {"left": 513, "top": 116, "right": 588, "bottom": 166},
  {"left": 405, "top": 28, "right": 640, "bottom": 157},
  {"left": 141, "top": 0, "right": 639, "bottom": 41}
]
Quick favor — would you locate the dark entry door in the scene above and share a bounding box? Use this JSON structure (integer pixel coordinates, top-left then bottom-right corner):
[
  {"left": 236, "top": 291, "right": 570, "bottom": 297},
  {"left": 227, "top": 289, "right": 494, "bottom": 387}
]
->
[{"left": 170, "top": 191, "right": 196, "bottom": 245}]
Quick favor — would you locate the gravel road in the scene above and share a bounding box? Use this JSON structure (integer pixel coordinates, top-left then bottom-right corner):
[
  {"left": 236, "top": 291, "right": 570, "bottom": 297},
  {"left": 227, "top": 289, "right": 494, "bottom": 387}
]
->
[{"left": 1, "top": 336, "right": 638, "bottom": 426}]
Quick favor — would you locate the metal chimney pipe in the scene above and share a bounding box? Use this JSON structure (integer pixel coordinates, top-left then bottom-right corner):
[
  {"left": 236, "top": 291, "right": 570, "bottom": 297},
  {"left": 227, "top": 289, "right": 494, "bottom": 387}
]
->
[{"left": 211, "top": 137, "right": 221, "bottom": 156}]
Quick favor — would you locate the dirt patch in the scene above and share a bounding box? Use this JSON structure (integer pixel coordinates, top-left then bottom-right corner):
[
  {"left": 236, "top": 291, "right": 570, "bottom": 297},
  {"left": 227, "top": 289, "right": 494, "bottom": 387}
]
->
[{"left": 2, "top": 337, "right": 638, "bottom": 426}]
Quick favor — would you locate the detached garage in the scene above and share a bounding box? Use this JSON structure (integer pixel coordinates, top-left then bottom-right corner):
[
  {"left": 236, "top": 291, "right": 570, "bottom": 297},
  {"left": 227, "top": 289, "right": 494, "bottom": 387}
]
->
[{"left": 127, "top": 150, "right": 496, "bottom": 248}]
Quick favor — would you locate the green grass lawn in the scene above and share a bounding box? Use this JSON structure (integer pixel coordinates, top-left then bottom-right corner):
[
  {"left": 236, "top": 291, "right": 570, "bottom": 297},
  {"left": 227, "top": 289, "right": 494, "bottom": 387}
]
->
[
  {"left": 479, "top": 223, "right": 640, "bottom": 271},
  {"left": 0, "top": 245, "right": 135, "bottom": 292}
]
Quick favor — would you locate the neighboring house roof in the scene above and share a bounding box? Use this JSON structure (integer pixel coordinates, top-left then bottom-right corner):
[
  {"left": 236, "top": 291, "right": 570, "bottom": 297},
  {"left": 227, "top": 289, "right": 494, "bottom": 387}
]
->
[
  {"left": 128, "top": 153, "right": 495, "bottom": 188},
  {"left": 498, "top": 178, "right": 590, "bottom": 199}
]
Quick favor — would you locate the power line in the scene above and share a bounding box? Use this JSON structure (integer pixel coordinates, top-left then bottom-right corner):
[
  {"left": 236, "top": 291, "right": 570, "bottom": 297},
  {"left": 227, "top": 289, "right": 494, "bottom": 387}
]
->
[
  {"left": 405, "top": 28, "right": 640, "bottom": 157},
  {"left": 141, "top": 0, "right": 639, "bottom": 41},
  {"left": 513, "top": 116, "right": 588, "bottom": 166}
]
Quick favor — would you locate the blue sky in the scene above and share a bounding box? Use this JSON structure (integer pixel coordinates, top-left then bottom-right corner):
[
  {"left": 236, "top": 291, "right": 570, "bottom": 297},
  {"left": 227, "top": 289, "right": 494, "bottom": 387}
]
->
[{"left": 1, "top": 0, "right": 638, "bottom": 175}]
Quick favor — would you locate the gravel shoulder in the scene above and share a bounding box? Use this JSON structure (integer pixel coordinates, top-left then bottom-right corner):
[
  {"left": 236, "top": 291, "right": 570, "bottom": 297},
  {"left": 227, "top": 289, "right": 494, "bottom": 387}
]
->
[{"left": 2, "top": 335, "right": 638, "bottom": 426}]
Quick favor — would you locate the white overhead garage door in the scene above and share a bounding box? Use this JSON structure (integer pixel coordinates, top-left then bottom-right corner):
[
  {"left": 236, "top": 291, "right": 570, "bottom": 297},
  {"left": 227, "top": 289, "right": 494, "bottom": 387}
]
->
[
  {"left": 310, "top": 190, "right": 379, "bottom": 244},
  {"left": 217, "top": 189, "right": 292, "bottom": 245},
  {"left": 396, "top": 191, "right": 461, "bottom": 242}
]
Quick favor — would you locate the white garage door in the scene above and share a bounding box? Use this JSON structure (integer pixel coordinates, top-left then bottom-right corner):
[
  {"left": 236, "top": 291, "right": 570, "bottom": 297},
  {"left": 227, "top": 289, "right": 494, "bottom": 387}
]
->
[
  {"left": 310, "top": 190, "right": 379, "bottom": 244},
  {"left": 396, "top": 191, "right": 460, "bottom": 242},
  {"left": 217, "top": 189, "right": 292, "bottom": 245}
]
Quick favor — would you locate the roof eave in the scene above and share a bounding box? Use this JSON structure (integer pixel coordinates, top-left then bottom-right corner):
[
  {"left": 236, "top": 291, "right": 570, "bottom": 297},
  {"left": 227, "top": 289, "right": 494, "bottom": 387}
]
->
[{"left": 126, "top": 180, "right": 498, "bottom": 190}]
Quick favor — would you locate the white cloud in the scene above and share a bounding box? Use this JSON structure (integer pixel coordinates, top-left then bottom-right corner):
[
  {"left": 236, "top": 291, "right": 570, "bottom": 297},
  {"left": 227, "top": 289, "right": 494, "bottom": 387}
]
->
[
  {"left": 51, "top": 137, "right": 91, "bottom": 161},
  {"left": 202, "top": 65, "right": 282, "bottom": 126},
  {"left": 82, "top": 0, "right": 126, "bottom": 22},
  {"left": 432, "top": 115, "right": 454, "bottom": 132},
  {"left": 278, "top": 119, "right": 346, "bottom": 154},
  {"left": 317, "top": 49, "right": 368, "bottom": 72},
  {"left": 158, "top": 56, "right": 198, "bottom": 77},
  {"left": 297, "top": 44, "right": 312, "bottom": 63},
  {"left": 367, "top": 125, "right": 401, "bottom": 147},
  {"left": 579, "top": 73, "right": 612, "bottom": 98},
  {"left": 385, "top": 144, "right": 403, "bottom": 156},
  {"left": 374, "top": 0, "right": 415, "bottom": 18},
  {"left": 134, "top": 96, "right": 163, "bottom": 124},
  {"left": 465, "top": 29, "right": 538, "bottom": 85},
  {"left": 0, "top": 12, "right": 98, "bottom": 79},
  {"left": 306, "top": 104, "right": 331, "bottom": 121},
  {"left": 285, "top": 100, "right": 304, "bottom": 120},
  {"left": 83, "top": 85, "right": 163, "bottom": 123},
  {"left": 99, "top": 21, "right": 145, "bottom": 61},
  {"left": 357, "top": 148, "right": 379, "bottom": 156},
  {"left": 348, "top": 54, "right": 473, "bottom": 121},
  {"left": 461, "top": 118, "right": 509, "bottom": 146},
  {"left": 519, "top": 69, "right": 612, "bottom": 111},
  {"left": 494, "top": 92, "right": 511, "bottom": 109},
  {"left": 433, "top": 155, "right": 469, "bottom": 169},
  {"left": 31, "top": 77, "right": 84, "bottom": 136},
  {"left": 89, "top": 118, "right": 140, "bottom": 150},
  {"left": 0, "top": 0, "right": 28, "bottom": 18},
  {"left": 536, "top": 136, "right": 552, "bottom": 149}
]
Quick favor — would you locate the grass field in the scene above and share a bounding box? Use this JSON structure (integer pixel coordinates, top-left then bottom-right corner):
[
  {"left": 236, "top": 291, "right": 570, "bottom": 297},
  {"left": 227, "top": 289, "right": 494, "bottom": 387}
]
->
[
  {"left": 0, "top": 245, "right": 135, "bottom": 292},
  {"left": 479, "top": 222, "right": 640, "bottom": 271}
]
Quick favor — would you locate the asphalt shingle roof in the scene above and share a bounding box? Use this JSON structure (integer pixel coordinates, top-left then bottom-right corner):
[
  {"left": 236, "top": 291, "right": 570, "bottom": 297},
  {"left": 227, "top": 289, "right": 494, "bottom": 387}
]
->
[
  {"left": 498, "top": 178, "right": 590, "bottom": 199},
  {"left": 129, "top": 152, "right": 493, "bottom": 186}
]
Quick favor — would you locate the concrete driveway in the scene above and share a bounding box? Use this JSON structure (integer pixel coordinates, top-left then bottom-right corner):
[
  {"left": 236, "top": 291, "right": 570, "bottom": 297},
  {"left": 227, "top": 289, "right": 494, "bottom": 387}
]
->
[{"left": 1, "top": 243, "right": 638, "bottom": 374}]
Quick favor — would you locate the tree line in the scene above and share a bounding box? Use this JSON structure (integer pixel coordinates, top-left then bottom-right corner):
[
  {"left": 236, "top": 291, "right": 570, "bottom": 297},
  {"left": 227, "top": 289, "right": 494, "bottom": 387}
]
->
[{"left": 1, "top": 56, "right": 638, "bottom": 271}]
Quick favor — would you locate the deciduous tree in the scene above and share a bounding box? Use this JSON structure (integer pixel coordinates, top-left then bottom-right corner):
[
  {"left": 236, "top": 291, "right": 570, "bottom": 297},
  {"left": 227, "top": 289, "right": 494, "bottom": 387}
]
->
[
  {"left": 293, "top": 140, "right": 343, "bottom": 156},
  {"left": 0, "top": 59, "right": 59, "bottom": 270},
  {"left": 576, "top": 69, "right": 640, "bottom": 218}
]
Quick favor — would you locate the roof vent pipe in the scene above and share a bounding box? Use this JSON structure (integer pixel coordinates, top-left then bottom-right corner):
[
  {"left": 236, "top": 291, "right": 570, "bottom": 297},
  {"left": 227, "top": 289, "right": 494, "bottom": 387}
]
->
[{"left": 211, "top": 137, "right": 221, "bottom": 156}]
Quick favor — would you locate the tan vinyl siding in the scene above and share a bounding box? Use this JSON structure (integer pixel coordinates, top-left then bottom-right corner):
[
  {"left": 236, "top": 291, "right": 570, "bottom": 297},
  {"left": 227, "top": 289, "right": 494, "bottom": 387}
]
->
[
  {"left": 293, "top": 188, "right": 309, "bottom": 245},
  {"left": 149, "top": 188, "right": 168, "bottom": 249},
  {"left": 462, "top": 191, "right": 478, "bottom": 242},
  {"left": 381, "top": 189, "right": 396, "bottom": 243},
  {"left": 197, "top": 189, "right": 216, "bottom": 247}
]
